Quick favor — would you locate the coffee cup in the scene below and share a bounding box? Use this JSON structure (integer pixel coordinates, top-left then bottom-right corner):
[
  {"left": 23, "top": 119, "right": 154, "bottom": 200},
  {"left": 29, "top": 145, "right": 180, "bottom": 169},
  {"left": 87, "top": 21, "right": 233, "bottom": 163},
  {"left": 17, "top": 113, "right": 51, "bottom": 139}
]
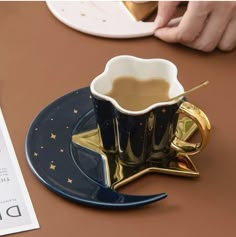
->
[{"left": 90, "top": 55, "right": 211, "bottom": 166}]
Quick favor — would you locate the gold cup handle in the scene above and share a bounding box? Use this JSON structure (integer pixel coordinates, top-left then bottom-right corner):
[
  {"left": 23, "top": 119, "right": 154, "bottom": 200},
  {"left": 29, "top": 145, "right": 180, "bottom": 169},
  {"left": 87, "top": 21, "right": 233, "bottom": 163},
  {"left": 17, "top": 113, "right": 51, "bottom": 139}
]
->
[{"left": 171, "top": 101, "right": 211, "bottom": 155}]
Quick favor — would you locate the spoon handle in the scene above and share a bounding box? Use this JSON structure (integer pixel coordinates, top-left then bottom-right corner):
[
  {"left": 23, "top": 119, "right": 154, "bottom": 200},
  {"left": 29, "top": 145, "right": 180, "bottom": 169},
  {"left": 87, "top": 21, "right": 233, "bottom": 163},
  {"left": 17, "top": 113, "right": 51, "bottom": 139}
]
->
[{"left": 170, "top": 81, "right": 209, "bottom": 101}]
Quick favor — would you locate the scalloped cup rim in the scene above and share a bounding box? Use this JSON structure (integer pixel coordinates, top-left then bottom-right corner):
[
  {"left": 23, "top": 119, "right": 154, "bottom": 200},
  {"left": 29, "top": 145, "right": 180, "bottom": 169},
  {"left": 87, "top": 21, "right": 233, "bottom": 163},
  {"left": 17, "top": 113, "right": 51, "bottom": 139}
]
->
[{"left": 90, "top": 55, "right": 184, "bottom": 115}]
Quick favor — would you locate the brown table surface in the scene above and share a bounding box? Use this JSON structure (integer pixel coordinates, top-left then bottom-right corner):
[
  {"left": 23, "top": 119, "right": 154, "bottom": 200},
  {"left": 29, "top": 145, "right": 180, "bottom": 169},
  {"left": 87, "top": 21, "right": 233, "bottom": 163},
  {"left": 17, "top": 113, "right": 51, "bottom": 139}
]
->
[{"left": 1, "top": 2, "right": 236, "bottom": 237}]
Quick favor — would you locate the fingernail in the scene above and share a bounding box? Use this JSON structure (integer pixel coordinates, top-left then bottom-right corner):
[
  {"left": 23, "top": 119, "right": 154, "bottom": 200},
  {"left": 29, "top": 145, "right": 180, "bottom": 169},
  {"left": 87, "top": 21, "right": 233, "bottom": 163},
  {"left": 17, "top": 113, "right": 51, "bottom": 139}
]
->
[{"left": 155, "top": 16, "right": 163, "bottom": 28}]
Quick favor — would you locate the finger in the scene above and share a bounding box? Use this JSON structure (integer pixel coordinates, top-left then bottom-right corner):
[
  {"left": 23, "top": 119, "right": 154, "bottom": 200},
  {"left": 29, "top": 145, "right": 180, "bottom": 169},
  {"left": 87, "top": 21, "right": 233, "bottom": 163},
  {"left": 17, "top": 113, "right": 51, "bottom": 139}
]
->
[
  {"left": 154, "top": 17, "right": 180, "bottom": 42},
  {"left": 155, "top": 2, "right": 209, "bottom": 43},
  {"left": 155, "top": 1, "right": 180, "bottom": 28},
  {"left": 218, "top": 15, "right": 236, "bottom": 51},
  {"left": 186, "top": 10, "right": 233, "bottom": 52},
  {"left": 183, "top": 2, "right": 236, "bottom": 52}
]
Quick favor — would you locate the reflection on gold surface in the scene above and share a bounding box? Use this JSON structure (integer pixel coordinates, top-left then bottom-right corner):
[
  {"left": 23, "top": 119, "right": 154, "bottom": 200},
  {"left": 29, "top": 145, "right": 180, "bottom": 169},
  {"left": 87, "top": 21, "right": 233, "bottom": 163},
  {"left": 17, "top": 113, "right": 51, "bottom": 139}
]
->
[
  {"left": 171, "top": 102, "right": 211, "bottom": 155},
  {"left": 72, "top": 116, "right": 201, "bottom": 190},
  {"left": 122, "top": 1, "right": 157, "bottom": 21}
]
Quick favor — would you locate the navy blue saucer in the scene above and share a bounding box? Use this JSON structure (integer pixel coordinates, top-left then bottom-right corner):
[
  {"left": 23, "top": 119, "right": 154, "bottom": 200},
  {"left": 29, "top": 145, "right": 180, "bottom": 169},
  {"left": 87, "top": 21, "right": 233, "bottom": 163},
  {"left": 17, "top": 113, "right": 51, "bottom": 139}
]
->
[{"left": 25, "top": 87, "right": 167, "bottom": 209}]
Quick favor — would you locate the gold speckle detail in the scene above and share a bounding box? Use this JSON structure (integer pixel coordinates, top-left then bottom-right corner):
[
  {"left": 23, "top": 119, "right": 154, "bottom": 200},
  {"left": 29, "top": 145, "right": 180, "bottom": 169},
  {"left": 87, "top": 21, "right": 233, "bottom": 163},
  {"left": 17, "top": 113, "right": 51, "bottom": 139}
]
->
[
  {"left": 73, "top": 109, "right": 78, "bottom": 114},
  {"left": 50, "top": 133, "right": 56, "bottom": 139},
  {"left": 49, "top": 163, "right": 56, "bottom": 170},
  {"left": 162, "top": 108, "right": 166, "bottom": 113},
  {"left": 34, "top": 152, "right": 38, "bottom": 157},
  {"left": 67, "top": 178, "right": 73, "bottom": 183}
]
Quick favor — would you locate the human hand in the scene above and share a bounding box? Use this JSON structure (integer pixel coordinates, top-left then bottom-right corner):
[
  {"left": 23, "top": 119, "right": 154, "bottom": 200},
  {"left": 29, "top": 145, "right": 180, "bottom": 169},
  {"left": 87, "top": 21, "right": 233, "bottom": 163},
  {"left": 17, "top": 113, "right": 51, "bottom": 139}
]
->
[{"left": 154, "top": 1, "right": 236, "bottom": 52}]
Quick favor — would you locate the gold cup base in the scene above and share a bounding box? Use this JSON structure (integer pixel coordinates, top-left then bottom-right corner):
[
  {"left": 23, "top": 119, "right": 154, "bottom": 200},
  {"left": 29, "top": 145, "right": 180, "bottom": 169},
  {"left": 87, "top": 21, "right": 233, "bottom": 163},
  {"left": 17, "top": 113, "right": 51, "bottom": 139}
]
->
[{"left": 72, "top": 116, "right": 199, "bottom": 190}]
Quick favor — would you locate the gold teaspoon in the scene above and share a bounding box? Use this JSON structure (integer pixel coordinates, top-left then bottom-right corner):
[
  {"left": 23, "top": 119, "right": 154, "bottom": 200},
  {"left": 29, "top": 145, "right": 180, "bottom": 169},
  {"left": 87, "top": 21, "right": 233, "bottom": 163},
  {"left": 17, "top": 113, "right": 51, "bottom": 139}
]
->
[{"left": 169, "top": 81, "right": 209, "bottom": 101}]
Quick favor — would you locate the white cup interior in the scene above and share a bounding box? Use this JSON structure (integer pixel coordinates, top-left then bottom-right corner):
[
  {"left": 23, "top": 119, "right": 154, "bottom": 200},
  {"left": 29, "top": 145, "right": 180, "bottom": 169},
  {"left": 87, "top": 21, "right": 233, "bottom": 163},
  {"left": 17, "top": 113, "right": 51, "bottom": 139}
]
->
[{"left": 90, "top": 55, "right": 184, "bottom": 114}]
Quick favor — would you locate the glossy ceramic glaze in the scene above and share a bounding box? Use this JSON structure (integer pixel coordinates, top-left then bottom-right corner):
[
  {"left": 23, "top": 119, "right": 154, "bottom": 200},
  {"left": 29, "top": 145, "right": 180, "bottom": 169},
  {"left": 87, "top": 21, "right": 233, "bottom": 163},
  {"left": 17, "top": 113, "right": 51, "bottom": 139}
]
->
[
  {"left": 46, "top": 1, "right": 156, "bottom": 38},
  {"left": 25, "top": 87, "right": 167, "bottom": 209}
]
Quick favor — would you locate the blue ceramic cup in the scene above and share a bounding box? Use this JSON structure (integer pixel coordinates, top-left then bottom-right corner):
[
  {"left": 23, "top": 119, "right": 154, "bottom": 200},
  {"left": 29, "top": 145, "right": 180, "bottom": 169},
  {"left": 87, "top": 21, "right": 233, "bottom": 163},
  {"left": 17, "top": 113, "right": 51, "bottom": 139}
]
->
[{"left": 90, "top": 55, "right": 211, "bottom": 166}]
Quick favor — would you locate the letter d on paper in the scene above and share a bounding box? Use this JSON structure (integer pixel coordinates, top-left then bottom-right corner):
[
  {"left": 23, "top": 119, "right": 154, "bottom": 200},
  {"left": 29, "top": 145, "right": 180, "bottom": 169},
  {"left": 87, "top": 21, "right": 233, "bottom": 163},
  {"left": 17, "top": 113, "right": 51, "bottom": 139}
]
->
[{"left": 6, "top": 205, "right": 21, "bottom": 218}]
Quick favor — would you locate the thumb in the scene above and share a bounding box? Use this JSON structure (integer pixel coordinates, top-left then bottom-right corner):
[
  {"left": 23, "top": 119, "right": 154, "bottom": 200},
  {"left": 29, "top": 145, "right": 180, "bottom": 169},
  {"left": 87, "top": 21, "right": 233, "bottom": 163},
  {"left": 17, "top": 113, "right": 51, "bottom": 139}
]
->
[{"left": 155, "top": 1, "right": 181, "bottom": 28}]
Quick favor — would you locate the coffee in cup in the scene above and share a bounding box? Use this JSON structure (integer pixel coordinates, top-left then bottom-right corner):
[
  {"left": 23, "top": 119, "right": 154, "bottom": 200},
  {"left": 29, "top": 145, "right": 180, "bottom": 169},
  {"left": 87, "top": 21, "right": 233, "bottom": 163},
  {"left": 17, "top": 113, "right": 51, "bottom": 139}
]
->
[{"left": 105, "top": 77, "right": 170, "bottom": 111}]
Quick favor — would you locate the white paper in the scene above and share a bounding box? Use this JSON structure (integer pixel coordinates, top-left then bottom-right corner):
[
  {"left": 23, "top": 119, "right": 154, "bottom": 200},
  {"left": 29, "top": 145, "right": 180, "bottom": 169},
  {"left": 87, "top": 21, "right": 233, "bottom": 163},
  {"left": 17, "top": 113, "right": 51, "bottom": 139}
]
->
[{"left": 0, "top": 108, "right": 39, "bottom": 236}]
